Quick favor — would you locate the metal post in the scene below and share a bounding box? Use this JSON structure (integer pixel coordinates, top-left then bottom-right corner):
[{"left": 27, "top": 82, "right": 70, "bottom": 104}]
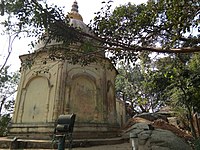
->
[
  {"left": 55, "top": 114, "right": 76, "bottom": 150},
  {"left": 67, "top": 133, "right": 73, "bottom": 150},
  {"left": 130, "top": 132, "right": 138, "bottom": 150},
  {"left": 58, "top": 135, "right": 66, "bottom": 150}
]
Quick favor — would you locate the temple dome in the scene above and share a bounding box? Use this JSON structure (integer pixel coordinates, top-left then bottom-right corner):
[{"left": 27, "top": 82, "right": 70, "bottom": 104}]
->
[{"left": 34, "top": 1, "right": 90, "bottom": 51}]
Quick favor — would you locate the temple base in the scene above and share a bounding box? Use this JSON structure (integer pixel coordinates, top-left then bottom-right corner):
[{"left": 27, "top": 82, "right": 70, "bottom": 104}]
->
[{"left": 8, "top": 122, "right": 121, "bottom": 140}]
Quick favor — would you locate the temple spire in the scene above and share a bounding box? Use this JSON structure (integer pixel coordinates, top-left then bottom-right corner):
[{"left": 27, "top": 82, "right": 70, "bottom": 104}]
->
[
  {"left": 71, "top": 0, "right": 78, "bottom": 12},
  {"left": 68, "top": 0, "right": 83, "bottom": 21}
]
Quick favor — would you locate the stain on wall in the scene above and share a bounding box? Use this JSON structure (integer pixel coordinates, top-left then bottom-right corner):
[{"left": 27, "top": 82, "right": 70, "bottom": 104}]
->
[{"left": 70, "top": 76, "right": 97, "bottom": 122}]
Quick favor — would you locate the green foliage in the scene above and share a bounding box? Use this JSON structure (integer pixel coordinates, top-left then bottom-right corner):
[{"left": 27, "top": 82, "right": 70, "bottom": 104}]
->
[
  {"left": 1, "top": 0, "right": 82, "bottom": 47},
  {"left": 116, "top": 52, "right": 200, "bottom": 134},
  {"left": 194, "top": 137, "right": 200, "bottom": 150},
  {"left": 0, "top": 66, "right": 19, "bottom": 114},
  {"left": 0, "top": 0, "right": 199, "bottom": 66},
  {"left": 162, "top": 53, "right": 200, "bottom": 110},
  {"left": 91, "top": 0, "right": 199, "bottom": 63},
  {"left": 0, "top": 67, "right": 19, "bottom": 136},
  {"left": 152, "top": 53, "right": 200, "bottom": 138},
  {"left": 0, "top": 114, "right": 11, "bottom": 136},
  {"left": 115, "top": 52, "right": 169, "bottom": 114}
]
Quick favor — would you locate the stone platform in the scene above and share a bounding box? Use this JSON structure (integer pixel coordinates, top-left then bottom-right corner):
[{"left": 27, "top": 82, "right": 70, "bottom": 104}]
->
[{"left": 0, "top": 137, "right": 129, "bottom": 149}]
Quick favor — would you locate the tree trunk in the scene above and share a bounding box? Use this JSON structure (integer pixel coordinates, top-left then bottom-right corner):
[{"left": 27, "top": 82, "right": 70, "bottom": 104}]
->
[
  {"left": 195, "top": 113, "right": 200, "bottom": 137},
  {"left": 187, "top": 105, "right": 197, "bottom": 139},
  {"left": 0, "top": 97, "right": 6, "bottom": 115}
]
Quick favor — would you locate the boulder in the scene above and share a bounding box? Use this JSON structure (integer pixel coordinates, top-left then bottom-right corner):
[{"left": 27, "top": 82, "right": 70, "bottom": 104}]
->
[{"left": 128, "top": 123, "right": 192, "bottom": 150}]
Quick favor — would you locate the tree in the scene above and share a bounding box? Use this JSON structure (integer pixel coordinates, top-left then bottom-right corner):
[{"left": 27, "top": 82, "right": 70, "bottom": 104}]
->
[
  {"left": 0, "top": 0, "right": 199, "bottom": 139},
  {"left": 153, "top": 53, "right": 200, "bottom": 139},
  {"left": 0, "top": 0, "right": 199, "bottom": 66},
  {"left": 0, "top": 114, "right": 11, "bottom": 136},
  {"left": 115, "top": 52, "right": 169, "bottom": 115},
  {"left": 0, "top": 66, "right": 19, "bottom": 115},
  {"left": 93, "top": 0, "right": 199, "bottom": 46},
  {"left": 115, "top": 61, "right": 146, "bottom": 115},
  {"left": 0, "top": 66, "right": 19, "bottom": 136},
  {"left": 116, "top": 51, "right": 200, "bottom": 138}
]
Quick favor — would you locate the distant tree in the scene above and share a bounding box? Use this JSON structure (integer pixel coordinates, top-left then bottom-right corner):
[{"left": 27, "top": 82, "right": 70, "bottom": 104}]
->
[
  {"left": 115, "top": 52, "right": 169, "bottom": 115},
  {"left": 154, "top": 53, "right": 200, "bottom": 139},
  {"left": 116, "top": 52, "right": 200, "bottom": 138},
  {"left": 0, "top": 66, "right": 19, "bottom": 136},
  {"left": 0, "top": 66, "right": 19, "bottom": 115},
  {"left": 0, "top": 114, "right": 11, "bottom": 136}
]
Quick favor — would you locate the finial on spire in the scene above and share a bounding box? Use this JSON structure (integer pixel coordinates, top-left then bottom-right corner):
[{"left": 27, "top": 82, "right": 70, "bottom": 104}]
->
[{"left": 71, "top": 0, "right": 79, "bottom": 13}]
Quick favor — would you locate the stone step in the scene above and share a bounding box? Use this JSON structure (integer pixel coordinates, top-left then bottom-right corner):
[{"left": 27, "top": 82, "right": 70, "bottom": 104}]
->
[{"left": 0, "top": 137, "right": 128, "bottom": 149}]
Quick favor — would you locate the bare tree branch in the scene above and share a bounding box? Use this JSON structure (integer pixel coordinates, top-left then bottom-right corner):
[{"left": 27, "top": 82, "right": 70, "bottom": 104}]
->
[{"left": 0, "top": 33, "right": 18, "bottom": 73}]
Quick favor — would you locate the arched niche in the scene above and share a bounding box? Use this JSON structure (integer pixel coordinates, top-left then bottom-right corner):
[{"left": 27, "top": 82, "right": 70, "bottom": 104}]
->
[
  {"left": 21, "top": 76, "right": 50, "bottom": 123},
  {"left": 69, "top": 75, "right": 98, "bottom": 122}
]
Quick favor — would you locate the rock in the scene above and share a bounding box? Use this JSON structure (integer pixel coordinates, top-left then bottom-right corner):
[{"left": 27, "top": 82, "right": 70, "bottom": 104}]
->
[
  {"left": 128, "top": 123, "right": 192, "bottom": 150},
  {"left": 130, "top": 122, "right": 150, "bottom": 131},
  {"left": 135, "top": 113, "right": 168, "bottom": 122},
  {"left": 149, "top": 129, "right": 192, "bottom": 150},
  {"left": 122, "top": 122, "right": 150, "bottom": 139},
  {"left": 122, "top": 117, "right": 152, "bottom": 130},
  {"left": 151, "top": 145, "right": 170, "bottom": 150},
  {"left": 152, "top": 119, "right": 193, "bottom": 141}
]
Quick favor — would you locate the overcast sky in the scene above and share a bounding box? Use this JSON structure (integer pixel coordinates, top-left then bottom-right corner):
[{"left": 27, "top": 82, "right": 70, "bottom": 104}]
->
[{"left": 0, "top": 0, "right": 147, "bottom": 71}]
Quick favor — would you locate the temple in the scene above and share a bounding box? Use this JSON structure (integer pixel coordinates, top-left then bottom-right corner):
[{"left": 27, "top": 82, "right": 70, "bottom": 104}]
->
[{"left": 8, "top": 1, "right": 125, "bottom": 139}]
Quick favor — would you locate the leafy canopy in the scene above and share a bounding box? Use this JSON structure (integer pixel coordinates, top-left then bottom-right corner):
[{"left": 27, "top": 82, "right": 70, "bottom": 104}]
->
[
  {"left": 0, "top": 0, "right": 199, "bottom": 65},
  {"left": 0, "top": 66, "right": 19, "bottom": 115},
  {"left": 115, "top": 52, "right": 170, "bottom": 114}
]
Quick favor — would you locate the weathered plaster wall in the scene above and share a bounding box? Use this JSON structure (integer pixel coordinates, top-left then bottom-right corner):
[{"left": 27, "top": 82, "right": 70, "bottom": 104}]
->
[
  {"left": 12, "top": 52, "right": 62, "bottom": 124},
  {"left": 70, "top": 76, "right": 97, "bottom": 122},
  {"left": 22, "top": 77, "right": 49, "bottom": 123},
  {"left": 9, "top": 50, "right": 120, "bottom": 139},
  {"left": 116, "top": 99, "right": 126, "bottom": 127}
]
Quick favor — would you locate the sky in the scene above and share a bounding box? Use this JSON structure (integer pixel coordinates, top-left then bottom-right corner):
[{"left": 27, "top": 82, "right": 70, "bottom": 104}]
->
[{"left": 0, "top": 0, "right": 148, "bottom": 72}]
